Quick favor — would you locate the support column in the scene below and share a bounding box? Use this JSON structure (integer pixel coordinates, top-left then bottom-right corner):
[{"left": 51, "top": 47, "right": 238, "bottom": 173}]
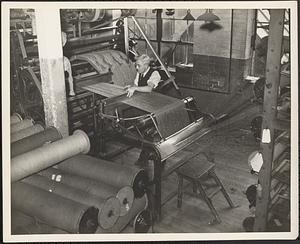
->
[
  {"left": 35, "top": 8, "right": 69, "bottom": 137},
  {"left": 156, "top": 9, "right": 163, "bottom": 57},
  {"left": 253, "top": 9, "right": 285, "bottom": 231},
  {"left": 123, "top": 17, "right": 129, "bottom": 56}
]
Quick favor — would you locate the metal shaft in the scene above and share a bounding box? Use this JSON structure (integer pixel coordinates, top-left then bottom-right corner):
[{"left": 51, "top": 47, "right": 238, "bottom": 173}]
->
[
  {"left": 10, "top": 113, "right": 23, "bottom": 125},
  {"left": 11, "top": 124, "right": 45, "bottom": 143},
  {"left": 39, "top": 167, "right": 134, "bottom": 217},
  {"left": 12, "top": 182, "right": 98, "bottom": 233},
  {"left": 23, "top": 174, "right": 121, "bottom": 230},
  {"left": 11, "top": 118, "right": 34, "bottom": 134},
  {"left": 58, "top": 154, "right": 148, "bottom": 198},
  {"left": 11, "top": 130, "right": 90, "bottom": 182},
  {"left": 96, "top": 193, "right": 148, "bottom": 233},
  {"left": 11, "top": 126, "right": 62, "bottom": 157}
]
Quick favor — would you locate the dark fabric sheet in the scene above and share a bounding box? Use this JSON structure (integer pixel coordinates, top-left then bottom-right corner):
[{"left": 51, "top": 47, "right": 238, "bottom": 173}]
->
[{"left": 79, "top": 82, "right": 190, "bottom": 138}]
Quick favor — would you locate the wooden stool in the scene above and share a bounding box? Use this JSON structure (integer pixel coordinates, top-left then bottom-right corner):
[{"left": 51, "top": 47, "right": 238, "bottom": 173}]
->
[{"left": 176, "top": 157, "right": 235, "bottom": 224}]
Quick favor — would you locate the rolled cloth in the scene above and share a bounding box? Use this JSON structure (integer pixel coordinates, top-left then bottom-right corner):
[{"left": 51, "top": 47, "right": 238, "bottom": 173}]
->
[{"left": 79, "top": 82, "right": 190, "bottom": 138}]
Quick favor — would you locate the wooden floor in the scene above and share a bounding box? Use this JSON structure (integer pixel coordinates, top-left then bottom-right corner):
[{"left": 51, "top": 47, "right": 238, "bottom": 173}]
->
[{"left": 111, "top": 120, "right": 259, "bottom": 233}]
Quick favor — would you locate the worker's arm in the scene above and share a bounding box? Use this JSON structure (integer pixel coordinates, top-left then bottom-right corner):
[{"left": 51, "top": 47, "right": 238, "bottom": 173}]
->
[
  {"left": 126, "top": 71, "right": 160, "bottom": 97},
  {"left": 126, "top": 84, "right": 153, "bottom": 97}
]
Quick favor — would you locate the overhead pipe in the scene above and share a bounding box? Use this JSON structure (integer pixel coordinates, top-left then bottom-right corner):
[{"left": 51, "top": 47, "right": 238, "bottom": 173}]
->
[
  {"left": 58, "top": 154, "right": 148, "bottom": 198},
  {"left": 11, "top": 118, "right": 34, "bottom": 134},
  {"left": 11, "top": 130, "right": 90, "bottom": 182},
  {"left": 23, "top": 174, "right": 121, "bottom": 229},
  {"left": 96, "top": 193, "right": 148, "bottom": 233},
  {"left": 11, "top": 126, "right": 62, "bottom": 157},
  {"left": 10, "top": 113, "right": 23, "bottom": 125},
  {"left": 12, "top": 182, "right": 98, "bottom": 233},
  {"left": 11, "top": 124, "right": 45, "bottom": 143},
  {"left": 39, "top": 167, "right": 134, "bottom": 217}
]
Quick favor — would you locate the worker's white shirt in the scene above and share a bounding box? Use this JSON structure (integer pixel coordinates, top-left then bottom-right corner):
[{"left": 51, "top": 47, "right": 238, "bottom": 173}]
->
[{"left": 134, "top": 67, "right": 161, "bottom": 88}]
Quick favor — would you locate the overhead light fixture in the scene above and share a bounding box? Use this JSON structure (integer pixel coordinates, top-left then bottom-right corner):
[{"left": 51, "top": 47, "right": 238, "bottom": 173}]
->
[
  {"left": 200, "top": 22, "right": 223, "bottom": 32},
  {"left": 182, "top": 9, "right": 195, "bottom": 64},
  {"left": 197, "top": 9, "right": 222, "bottom": 32},
  {"left": 165, "top": 9, "right": 175, "bottom": 16},
  {"left": 197, "top": 9, "right": 220, "bottom": 22},
  {"left": 183, "top": 9, "right": 195, "bottom": 21}
]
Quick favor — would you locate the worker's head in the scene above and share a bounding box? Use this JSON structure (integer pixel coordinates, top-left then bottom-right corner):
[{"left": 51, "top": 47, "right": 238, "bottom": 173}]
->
[{"left": 135, "top": 54, "right": 151, "bottom": 74}]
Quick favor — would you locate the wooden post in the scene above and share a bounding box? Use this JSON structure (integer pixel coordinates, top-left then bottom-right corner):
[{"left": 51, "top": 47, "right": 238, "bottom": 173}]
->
[
  {"left": 253, "top": 9, "right": 285, "bottom": 231},
  {"left": 124, "top": 17, "right": 129, "bottom": 56},
  {"left": 35, "top": 8, "right": 69, "bottom": 137}
]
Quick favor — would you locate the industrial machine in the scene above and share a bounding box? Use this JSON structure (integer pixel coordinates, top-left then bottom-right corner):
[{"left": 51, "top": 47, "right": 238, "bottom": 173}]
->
[{"left": 10, "top": 8, "right": 290, "bottom": 226}]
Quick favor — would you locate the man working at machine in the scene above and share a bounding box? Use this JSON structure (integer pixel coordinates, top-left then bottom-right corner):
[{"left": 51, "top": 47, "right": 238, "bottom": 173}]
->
[{"left": 125, "top": 54, "right": 161, "bottom": 98}]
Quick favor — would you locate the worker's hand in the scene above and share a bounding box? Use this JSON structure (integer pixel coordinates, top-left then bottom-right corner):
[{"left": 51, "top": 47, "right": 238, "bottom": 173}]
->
[{"left": 126, "top": 87, "right": 137, "bottom": 98}]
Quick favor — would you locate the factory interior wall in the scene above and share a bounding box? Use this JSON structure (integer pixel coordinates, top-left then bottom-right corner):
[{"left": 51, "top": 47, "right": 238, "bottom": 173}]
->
[{"left": 181, "top": 9, "right": 255, "bottom": 115}]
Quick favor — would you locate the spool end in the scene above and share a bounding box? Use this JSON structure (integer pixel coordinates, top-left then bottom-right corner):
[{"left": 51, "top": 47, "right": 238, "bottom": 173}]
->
[
  {"left": 73, "top": 130, "right": 91, "bottom": 154},
  {"left": 99, "top": 196, "right": 121, "bottom": 230},
  {"left": 78, "top": 206, "right": 98, "bottom": 233},
  {"left": 117, "top": 186, "right": 134, "bottom": 216}
]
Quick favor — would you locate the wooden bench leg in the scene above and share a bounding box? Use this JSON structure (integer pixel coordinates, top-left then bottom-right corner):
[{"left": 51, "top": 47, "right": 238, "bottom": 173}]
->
[
  {"left": 177, "top": 174, "right": 183, "bottom": 208},
  {"left": 196, "top": 181, "right": 222, "bottom": 224},
  {"left": 210, "top": 171, "right": 235, "bottom": 208}
]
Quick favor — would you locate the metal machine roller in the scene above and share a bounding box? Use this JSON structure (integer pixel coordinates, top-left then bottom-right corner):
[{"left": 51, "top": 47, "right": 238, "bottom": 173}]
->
[
  {"left": 11, "top": 118, "right": 34, "bottom": 133},
  {"left": 11, "top": 126, "right": 62, "bottom": 157},
  {"left": 58, "top": 154, "right": 148, "bottom": 198},
  {"left": 11, "top": 130, "right": 90, "bottom": 182},
  {"left": 96, "top": 193, "right": 150, "bottom": 233},
  {"left": 23, "top": 174, "right": 121, "bottom": 230},
  {"left": 11, "top": 124, "right": 45, "bottom": 143},
  {"left": 10, "top": 113, "right": 23, "bottom": 125},
  {"left": 12, "top": 182, "right": 98, "bottom": 233},
  {"left": 39, "top": 167, "right": 134, "bottom": 217}
]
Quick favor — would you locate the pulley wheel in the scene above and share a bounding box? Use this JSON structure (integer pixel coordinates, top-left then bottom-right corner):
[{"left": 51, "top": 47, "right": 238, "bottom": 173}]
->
[
  {"left": 132, "top": 169, "right": 148, "bottom": 199},
  {"left": 81, "top": 9, "right": 105, "bottom": 22}
]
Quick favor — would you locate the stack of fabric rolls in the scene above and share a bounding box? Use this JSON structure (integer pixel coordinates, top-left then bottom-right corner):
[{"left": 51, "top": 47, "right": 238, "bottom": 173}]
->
[{"left": 10, "top": 114, "right": 151, "bottom": 234}]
